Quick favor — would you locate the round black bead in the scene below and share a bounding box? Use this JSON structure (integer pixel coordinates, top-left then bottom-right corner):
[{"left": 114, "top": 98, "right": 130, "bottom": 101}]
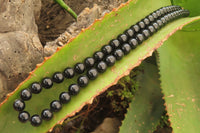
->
[
  {"left": 30, "top": 115, "right": 42, "bottom": 127},
  {"left": 160, "top": 17, "right": 166, "bottom": 25},
  {"left": 30, "top": 82, "right": 42, "bottom": 94},
  {"left": 96, "top": 61, "right": 107, "bottom": 73},
  {"left": 136, "top": 34, "right": 145, "bottom": 44},
  {"left": 152, "top": 22, "right": 159, "bottom": 30},
  {"left": 143, "top": 18, "right": 150, "bottom": 25},
  {"left": 87, "top": 68, "right": 98, "bottom": 80},
  {"left": 138, "top": 21, "right": 145, "bottom": 29},
  {"left": 159, "top": 8, "right": 164, "bottom": 15},
  {"left": 156, "top": 10, "right": 161, "bottom": 17},
  {"left": 105, "top": 55, "right": 116, "bottom": 66},
  {"left": 109, "top": 39, "right": 120, "bottom": 49},
  {"left": 20, "top": 89, "right": 32, "bottom": 101},
  {"left": 68, "top": 84, "right": 80, "bottom": 95},
  {"left": 121, "top": 43, "right": 131, "bottom": 55},
  {"left": 156, "top": 19, "right": 163, "bottom": 27},
  {"left": 41, "top": 109, "right": 53, "bottom": 121},
  {"left": 59, "top": 92, "right": 71, "bottom": 104},
  {"left": 41, "top": 77, "right": 53, "bottom": 89},
  {"left": 13, "top": 99, "right": 25, "bottom": 111},
  {"left": 117, "top": 34, "right": 128, "bottom": 43},
  {"left": 84, "top": 57, "right": 95, "bottom": 68},
  {"left": 164, "top": 15, "right": 169, "bottom": 22},
  {"left": 50, "top": 100, "right": 62, "bottom": 112},
  {"left": 74, "top": 63, "right": 85, "bottom": 74},
  {"left": 93, "top": 51, "right": 104, "bottom": 62},
  {"left": 152, "top": 12, "right": 158, "bottom": 19},
  {"left": 142, "top": 29, "right": 150, "bottom": 39},
  {"left": 101, "top": 45, "right": 112, "bottom": 55},
  {"left": 128, "top": 38, "right": 138, "bottom": 49},
  {"left": 148, "top": 15, "right": 154, "bottom": 22},
  {"left": 124, "top": 29, "right": 134, "bottom": 38},
  {"left": 18, "top": 111, "right": 30, "bottom": 123},
  {"left": 63, "top": 67, "right": 75, "bottom": 79},
  {"left": 77, "top": 76, "right": 89, "bottom": 87},
  {"left": 52, "top": 72, "right": 64, "bottom": 83},
  {"left": 113, "top": 49, "right": 124, "bottom": 60},
  {"left": 131, "top": 24, "right": 140, "bottom": 32},
  {"left": 148, "top": 25, "right": 156, "bottom": 34}
]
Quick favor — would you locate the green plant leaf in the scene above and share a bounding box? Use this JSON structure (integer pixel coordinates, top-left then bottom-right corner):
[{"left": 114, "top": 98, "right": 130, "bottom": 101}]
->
[
  {"left": 171, "top": 0, "right": 200, "bottom": 17},
  {"left": 0, "top": 0, "right": 199, "bottom": 132},
  {"left": 158, "top": 30, "right": 200, "bottom": 132},
  {"left": 119, "top": 61, "right": 165, "bottom": 133}
]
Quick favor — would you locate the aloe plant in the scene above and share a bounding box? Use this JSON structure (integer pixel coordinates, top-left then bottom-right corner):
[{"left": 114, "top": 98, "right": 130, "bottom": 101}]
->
[{"left": 0, "top": 0, "right": 199, "bottom": 132}]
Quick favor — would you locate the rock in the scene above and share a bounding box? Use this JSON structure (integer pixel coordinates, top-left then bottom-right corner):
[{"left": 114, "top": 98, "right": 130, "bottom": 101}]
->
[
  {"left": 91, "top": 118, "right": 121, "bottom": 133},
  {"left": 0, "top": 0, "right": 43, "bottom": 102}
]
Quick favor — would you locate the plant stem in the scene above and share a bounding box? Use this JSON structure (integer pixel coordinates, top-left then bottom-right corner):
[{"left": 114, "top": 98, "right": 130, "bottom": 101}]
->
[{"left": 54, "top": 0, "right": 78, "bottom": 20}]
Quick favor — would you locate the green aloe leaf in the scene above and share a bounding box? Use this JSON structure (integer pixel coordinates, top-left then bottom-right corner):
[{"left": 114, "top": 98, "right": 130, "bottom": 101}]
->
[
  {"left": 158, "top": 30, "right": 200, "bottom": 132},
  {"left": 0, "top": 0, "right": 199, "bottom": 132},
  {"left": 119, "top": 61, "right": 165, "bottom": 133}
]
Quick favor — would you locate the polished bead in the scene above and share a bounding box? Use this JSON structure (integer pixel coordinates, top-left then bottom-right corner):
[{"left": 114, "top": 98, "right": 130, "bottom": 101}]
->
[
  {"left": 156, "top": 10, "right": 161, "bottom": 17},
  {"left": 142, "top": 29, "right": 150, "bottom": 39},
  {"left": 138, "top": 21, "right": 145, "bottom": 29},
  {"left": 101, "top": 45, "right": 113, "bottom": 55},
  {"left": 148, "top": 15, "right": 154, "bottom": 22},
  {"left": 50, "top": 100, "right": 62, "bottom": 112},
  {"left": 52, "top": 72, "right": 64, "bottom": 83},
  {"left": 93, "top": 51, "right": 104, "bottom": 62},
  {"left": 143, "top": 18, "right": 150, "bottom": 25},
  {"left": 96, "top": 61, "right": 107, "bottom": 73},
  {"left": 131, "top": 24, "right": 140, "bottom": 32},
  {"left": 117, "top": 34, "right": 128, "bottom": 43},
  {"left": 74, "top": 63, "right": 85, "bottom": 74},
  {"left": 13, "top": 99, "right": 25, "bottom": 111},
  {"left": 68, "top": 84, "right": 80, "bottom": 95},
  {"left": 159, "top": 8, "right": 164, "bottom": 15},
  {"left": 124, "top": 29, "right": 134, "bottom": 38},
  {"left": 18, "top": 111, "right": 30, "bottom": 123},
  {"left": 152, "top": 22, "right": 159, "bottom": 30},
  {"left": 84, "top": 57, "right": 95, "bottom": 68},
  {"left": 164, "top": 15, "right": 169, "bottom": 22},
  {"left": 136, "top": 34, "right": 145, "bottom": 44},
  {"left": 162, "top": 7, "right": 168, "bottom": 14},
  {"left": 41, "top": 109, "right": 53, "bottom": 121},
  {"left": 121, "top": 43, "right": 131, "bottom": 55},
  {"left": 152, "top": 12, "right": 158, "bottom": 19},
  {"left": 109, "top": 39, "right": 120, "bottom": 49},
  {"left": 167, "top": 13, "right": 173, "bottom": 21},
  {"left": 63, "top": 67, "right": 75, "bottom": 78},
  {"left": 156, "top": 19, "right": 163, "bottom": 27},
  {"left": 77, "top": 75, "right": 89, "bottom": 87},
  {"left": 30, "top": 115, "right": 42, "bottom": 127},
  {"left": 87, "top": 68, "right": 98, "bottom": 80},
  {"left": 105, "top": 55, "right": 116, "bottom": 66},
  {"left": 59, "top": 92, "right": 71, "bottom": 104},
  {"left": 113, "top": 49, "right": 124, "bottom": 60},
  {"left": 161, "top": 17, "right": 166, "bottom": 24},
  {"left": 41, "top": 77, "right": 53, "bottom": 89},
  {"left": 20, "top": 89, "right": 32, "bottom": 101},
  {"left": 128, "top": 38, "right": 138, "bottom": 49},
  {"left": 31, "top": 82, "right": 42, "bottom": 94},
  {"left": 148, "top": 25, "right": 156, "bottom": 34}
]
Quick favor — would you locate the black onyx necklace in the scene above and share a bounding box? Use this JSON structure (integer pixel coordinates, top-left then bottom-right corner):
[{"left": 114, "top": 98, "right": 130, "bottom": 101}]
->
[{"left": 13, "top": 5, "right": 190, "bottom": 127}]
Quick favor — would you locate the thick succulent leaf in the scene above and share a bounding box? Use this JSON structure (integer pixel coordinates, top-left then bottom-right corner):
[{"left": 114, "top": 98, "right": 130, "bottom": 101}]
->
[
  {"left": 171, "top": 0, "right": 200, "bottom": 17},
  {"left": 158, "top": 31, "right": 200, "bottom": 132},
  {"left": 119, "top": 61, "right": 165, "bottom": 133},
  {"left": 0, "top": 0, "right": 199, "bottom": 132}
]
